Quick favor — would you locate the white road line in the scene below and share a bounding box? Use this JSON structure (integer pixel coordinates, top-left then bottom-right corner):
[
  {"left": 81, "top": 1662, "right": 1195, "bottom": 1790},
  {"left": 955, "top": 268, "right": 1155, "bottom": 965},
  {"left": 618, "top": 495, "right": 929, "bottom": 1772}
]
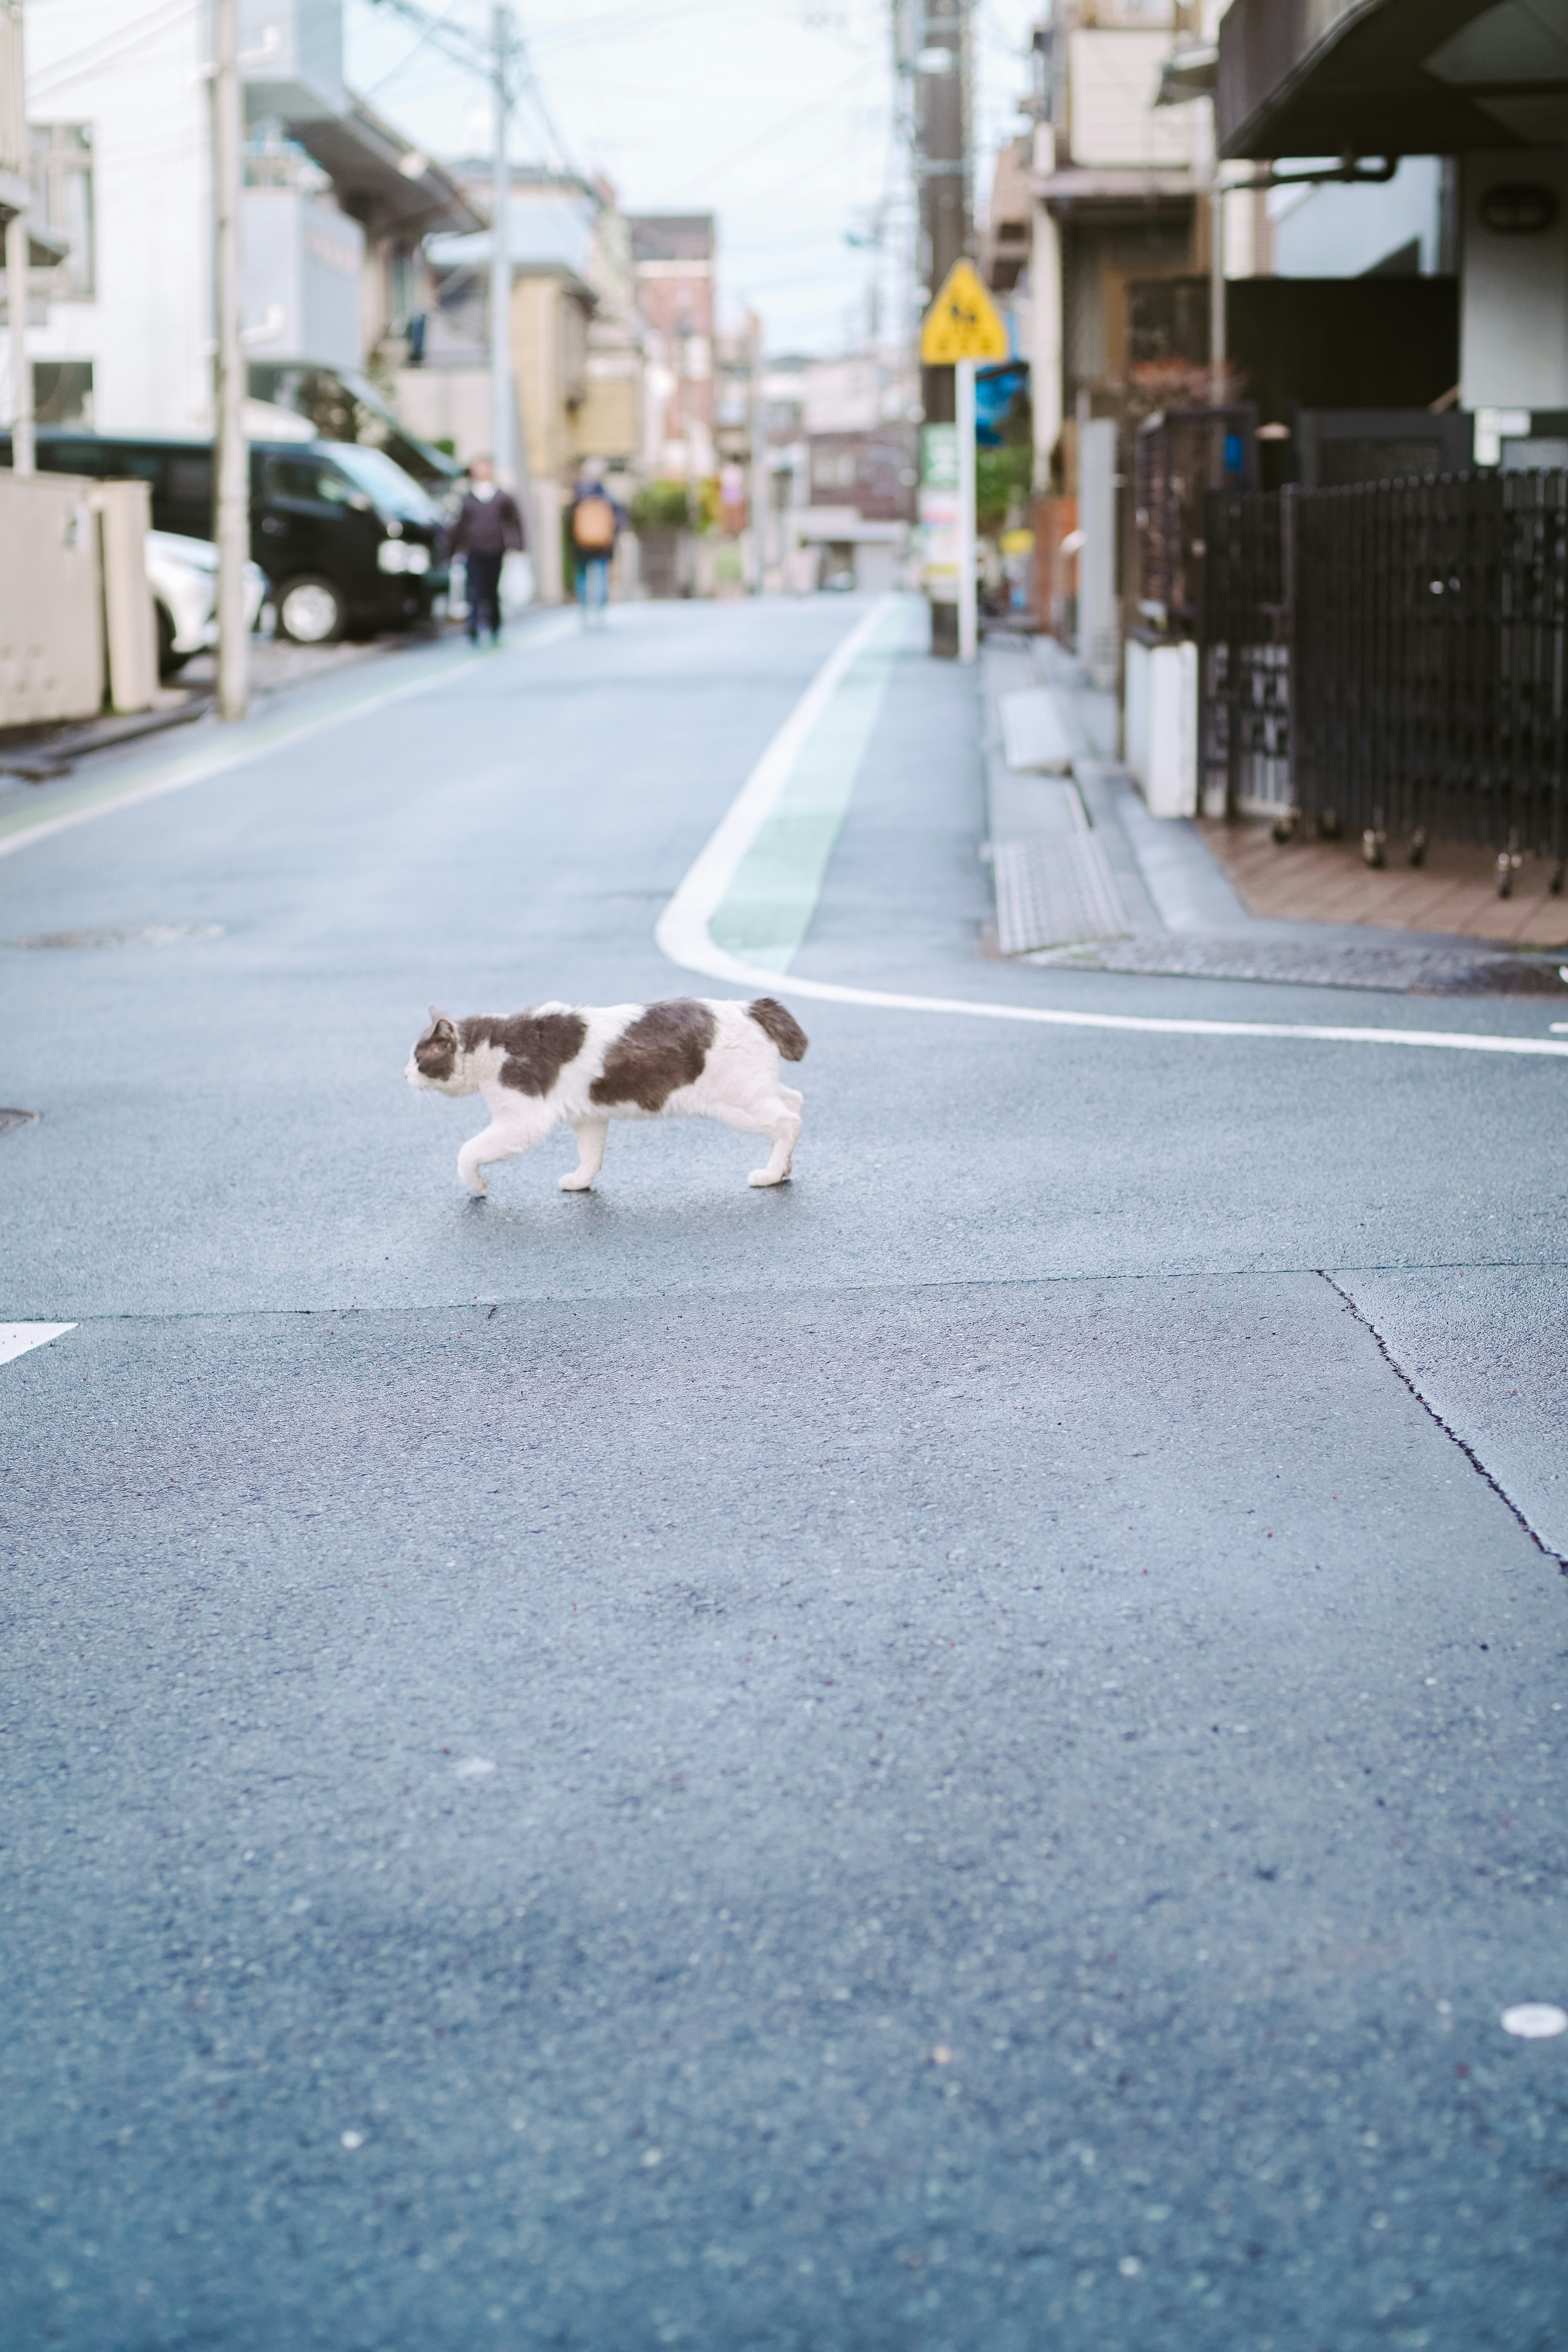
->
[
  {"left": 0, "top": 1322, "right": 76, "bottom": 1366},
  {"left": 0, "top": 612, "right": 584, "bottom": 864},
  {"left": 655, "top": 611, "right": 1568, "bottom": 1063}
]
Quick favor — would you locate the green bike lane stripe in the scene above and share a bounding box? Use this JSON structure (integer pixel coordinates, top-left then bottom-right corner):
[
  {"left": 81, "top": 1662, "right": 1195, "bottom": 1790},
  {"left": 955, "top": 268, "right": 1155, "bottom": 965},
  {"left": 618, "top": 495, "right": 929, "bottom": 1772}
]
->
[
  {"left": 708, "top": 594, "right": 927, "bottom": 971},
  {"left": 657, "top": 599, "right": 1568, "bottom": 1061}
]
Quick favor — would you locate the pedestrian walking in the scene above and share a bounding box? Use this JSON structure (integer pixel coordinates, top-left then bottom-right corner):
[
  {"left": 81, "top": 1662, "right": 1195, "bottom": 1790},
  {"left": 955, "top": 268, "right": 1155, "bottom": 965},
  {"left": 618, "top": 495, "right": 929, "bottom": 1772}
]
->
[
  {"left": 449, "top": 456, "right": 525, "bottom": 646},
  {"left": 569, "top": 462, "right": 622, "bottom": 627}
]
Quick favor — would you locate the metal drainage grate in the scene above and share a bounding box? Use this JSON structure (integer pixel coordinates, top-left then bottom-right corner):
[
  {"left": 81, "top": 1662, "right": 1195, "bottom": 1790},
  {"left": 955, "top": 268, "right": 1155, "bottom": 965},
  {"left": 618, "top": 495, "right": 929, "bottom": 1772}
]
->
[
  {"left": 993, "top": 834, "right": 1129, "bottom": 955},
  {"left": 9, "top": 922, "right": 224, "bottom": 950},
  {"left": 0, "top": 1107, "right": 40, "bottom": 1136}
]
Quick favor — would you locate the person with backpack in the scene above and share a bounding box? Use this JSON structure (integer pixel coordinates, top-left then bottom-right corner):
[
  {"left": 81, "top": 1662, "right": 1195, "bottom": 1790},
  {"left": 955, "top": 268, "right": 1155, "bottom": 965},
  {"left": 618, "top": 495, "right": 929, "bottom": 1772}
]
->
[
  {"left": 568, "top": 462, "right": 622, "bottom": 626},
  {"left": 448, "top": 455, "right": 525, "bottom": 646}
]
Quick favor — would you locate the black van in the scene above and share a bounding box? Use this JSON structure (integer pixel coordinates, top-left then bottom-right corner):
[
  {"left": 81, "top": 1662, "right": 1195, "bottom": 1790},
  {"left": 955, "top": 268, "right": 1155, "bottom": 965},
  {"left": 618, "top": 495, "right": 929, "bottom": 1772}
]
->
[{"left": 0, "top": 429, "right": 449, "bottom": 644}]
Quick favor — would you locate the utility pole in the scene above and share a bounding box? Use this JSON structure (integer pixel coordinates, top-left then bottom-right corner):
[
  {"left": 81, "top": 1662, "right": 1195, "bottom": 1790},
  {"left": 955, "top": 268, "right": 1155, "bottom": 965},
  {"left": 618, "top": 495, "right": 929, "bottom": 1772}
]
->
[
  {"left": 916, "top": 0, "right": 971, "bottom": 659},
  {"left": 956, "top": 353, "right": 976, "bottom": 662},
  {"left": 212, "top": 0, "right": 247, "bottom": 721},
  {"left": 4, "top": 210, "right": 31, "bottom": 476},
  {"left": 4, "top": 0, "right": 35, "bottom": 474},
  {"left": 489, "top": 0, "right": 512, "bottom": 486}
]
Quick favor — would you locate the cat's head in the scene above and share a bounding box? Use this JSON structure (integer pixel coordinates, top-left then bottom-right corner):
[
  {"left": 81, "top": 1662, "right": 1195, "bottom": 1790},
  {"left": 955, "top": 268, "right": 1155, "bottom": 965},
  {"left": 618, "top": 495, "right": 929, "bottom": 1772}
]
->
[{"left": 405, "top": 1007, "right": 477, "bottom": 1095}]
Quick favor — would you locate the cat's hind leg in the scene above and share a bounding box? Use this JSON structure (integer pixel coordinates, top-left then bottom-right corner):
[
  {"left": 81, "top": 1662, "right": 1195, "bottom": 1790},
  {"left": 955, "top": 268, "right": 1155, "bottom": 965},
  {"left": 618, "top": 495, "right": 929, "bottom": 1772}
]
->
[
  {"left": 709, "top": 1096, "right": 802, "bottom": 1188},
  {"left": 457, "top": 1114, "right": 546, "bottom": 1197},
  {"left": 559, "top": 1116, "right": 609, "bottom": 1192}
]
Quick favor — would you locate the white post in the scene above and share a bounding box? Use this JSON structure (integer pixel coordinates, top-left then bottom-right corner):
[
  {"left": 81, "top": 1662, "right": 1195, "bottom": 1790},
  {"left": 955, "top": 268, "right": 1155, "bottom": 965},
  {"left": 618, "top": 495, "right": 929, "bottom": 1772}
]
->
[
  {"left": 748, "top": 318, "right": 765, "bottom": 593},
  {"left": 212, "top": 0, "right": 247, "bottom": 721},
  {"left": 1030, "top": 205, "right": 1061, "bottom": 494},
  {"left": 489, "top": 0, "right": 512, "bottom": 485},
  {"left": 956, "top": 354, "right": 977, "bottom": 663},
  {"left": 4, "top": 207, "right": 32, "bottom": 474}
]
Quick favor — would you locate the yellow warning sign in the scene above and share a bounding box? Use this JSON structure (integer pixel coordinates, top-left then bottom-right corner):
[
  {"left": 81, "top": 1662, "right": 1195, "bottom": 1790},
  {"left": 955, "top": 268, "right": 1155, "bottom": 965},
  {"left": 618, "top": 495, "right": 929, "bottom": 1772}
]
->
[{"left": 920, "top": 261, "right": 1009, "bottom": 364}]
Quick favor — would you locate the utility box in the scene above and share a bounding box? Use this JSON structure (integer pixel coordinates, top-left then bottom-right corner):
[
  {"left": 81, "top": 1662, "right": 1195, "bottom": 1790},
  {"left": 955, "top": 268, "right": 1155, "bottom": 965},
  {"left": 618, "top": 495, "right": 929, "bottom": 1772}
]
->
[{"left": 0, "top": 473, "right": 104, "bottom": 726}]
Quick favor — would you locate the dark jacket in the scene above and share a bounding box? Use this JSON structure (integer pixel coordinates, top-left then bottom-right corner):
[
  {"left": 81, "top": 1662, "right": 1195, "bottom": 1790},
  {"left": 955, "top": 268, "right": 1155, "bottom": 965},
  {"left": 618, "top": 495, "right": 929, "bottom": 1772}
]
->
[{"left": 449, "top": 487, "right": 525, "bottom": 557}]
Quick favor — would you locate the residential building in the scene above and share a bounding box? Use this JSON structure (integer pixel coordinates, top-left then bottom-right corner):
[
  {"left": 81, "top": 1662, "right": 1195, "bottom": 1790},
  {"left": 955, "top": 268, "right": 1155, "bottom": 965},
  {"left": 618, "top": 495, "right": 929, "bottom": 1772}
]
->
[
  {"left": 629, "top": 213, "right": 716, "bottom": 482},
  {"left": 1217, "top": 0, "right": 1568, "bottom": 449},
  {"left": 9, "top": 0, "right": 474, "bottom": 451},
  {"left": 756, "top": 351, "right": 916, "bottom": 592},
  {"left": 403, "top": 167, "right": 646, "bottom": 602}
]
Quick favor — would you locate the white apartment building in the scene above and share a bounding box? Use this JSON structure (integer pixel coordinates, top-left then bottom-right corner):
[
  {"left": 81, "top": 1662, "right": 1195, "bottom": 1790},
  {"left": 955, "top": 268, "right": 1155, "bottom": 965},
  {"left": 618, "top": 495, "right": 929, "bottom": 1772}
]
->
[{"left": 6, "top": 0, "right": 476, "bottom": 445}]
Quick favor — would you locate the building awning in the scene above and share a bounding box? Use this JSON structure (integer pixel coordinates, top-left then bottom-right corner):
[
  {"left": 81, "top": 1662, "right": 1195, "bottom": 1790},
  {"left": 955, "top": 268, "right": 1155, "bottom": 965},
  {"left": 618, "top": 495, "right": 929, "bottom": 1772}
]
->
[
  {"left": 292, "top": 97, "right": 485, "bottom": 239},
  {"left": 1035, "top": 167, "right": 1196, "bottom": 214},
  {"left": 1217, "top": 0, "right": 1568, "bottom": 160}
]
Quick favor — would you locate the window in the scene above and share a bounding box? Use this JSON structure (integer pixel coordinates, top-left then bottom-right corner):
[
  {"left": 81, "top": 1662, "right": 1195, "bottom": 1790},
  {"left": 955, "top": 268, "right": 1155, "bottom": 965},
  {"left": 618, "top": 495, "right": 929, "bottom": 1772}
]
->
[
  {"left": 167, "top": 453, "right": 213, "bottom": 508},
  {"left": 262, "top": 456, "right": 359, "bottom": 508},
  {"left": 33, "top": 360, "right": 93, "bottom": 426},
  {"left": 29, "top": 125, "right": 94, "bottom": 301}
]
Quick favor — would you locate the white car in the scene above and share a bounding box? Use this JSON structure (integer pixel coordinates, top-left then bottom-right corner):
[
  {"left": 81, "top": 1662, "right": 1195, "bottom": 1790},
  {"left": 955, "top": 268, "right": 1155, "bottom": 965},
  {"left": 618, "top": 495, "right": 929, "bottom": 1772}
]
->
[{"left": 146, "top": 530, "right": 268, "bottom": 675}]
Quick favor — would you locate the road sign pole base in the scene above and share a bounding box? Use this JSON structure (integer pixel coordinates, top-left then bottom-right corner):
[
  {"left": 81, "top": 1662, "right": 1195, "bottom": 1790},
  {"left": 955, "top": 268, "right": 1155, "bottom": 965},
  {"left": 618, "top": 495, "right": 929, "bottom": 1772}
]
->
[{"left": 928, "top": 599, "right": 959, "bottom": 660}]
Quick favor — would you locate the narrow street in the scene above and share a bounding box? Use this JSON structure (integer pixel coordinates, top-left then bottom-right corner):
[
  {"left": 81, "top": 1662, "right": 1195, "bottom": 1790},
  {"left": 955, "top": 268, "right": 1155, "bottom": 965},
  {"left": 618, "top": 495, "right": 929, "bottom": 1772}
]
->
[{"left": 3, "top": 594, "right": 1566, "bottom": 2350}]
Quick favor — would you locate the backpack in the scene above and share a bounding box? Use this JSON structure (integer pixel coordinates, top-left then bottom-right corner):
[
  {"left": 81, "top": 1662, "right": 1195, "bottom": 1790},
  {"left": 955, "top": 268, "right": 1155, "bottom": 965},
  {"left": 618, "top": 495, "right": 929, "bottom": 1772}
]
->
[{"left": 572, "top": 492, "right": 615, "bottom": 551}]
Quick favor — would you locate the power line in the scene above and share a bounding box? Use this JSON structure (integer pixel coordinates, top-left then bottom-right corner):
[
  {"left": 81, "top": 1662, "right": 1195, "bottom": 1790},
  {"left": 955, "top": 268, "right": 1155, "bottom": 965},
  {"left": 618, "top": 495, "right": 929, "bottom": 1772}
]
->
[
  {"left": 29, "top": 0, "right": 198, "bottom": 96},
  {"left": 657, "top": 54, "right": 878, "bottom": 203}
]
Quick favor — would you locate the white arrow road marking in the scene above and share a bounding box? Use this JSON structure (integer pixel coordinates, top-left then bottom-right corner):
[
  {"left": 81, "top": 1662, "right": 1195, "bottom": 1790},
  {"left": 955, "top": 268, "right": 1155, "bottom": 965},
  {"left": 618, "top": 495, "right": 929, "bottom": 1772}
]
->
[
  {"left": 656, "top": 604, "right": 1568, "bottom": 1063},
  {"left": 0, "top": 1323, "right": 76, "bottom": 1366}
]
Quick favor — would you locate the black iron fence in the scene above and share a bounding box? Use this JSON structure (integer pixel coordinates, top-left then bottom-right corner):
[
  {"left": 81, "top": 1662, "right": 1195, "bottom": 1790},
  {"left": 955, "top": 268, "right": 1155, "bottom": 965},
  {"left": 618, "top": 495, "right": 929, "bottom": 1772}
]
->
[
  {"left": 1199, "top": 488, "right": 1290, "bottom": 817},
  {"left": 1135, "top": 406, "right": 1256, "bottom": 639},
  {"left": 1199, "top": 470, "right": 1568, "bottom": 867}
]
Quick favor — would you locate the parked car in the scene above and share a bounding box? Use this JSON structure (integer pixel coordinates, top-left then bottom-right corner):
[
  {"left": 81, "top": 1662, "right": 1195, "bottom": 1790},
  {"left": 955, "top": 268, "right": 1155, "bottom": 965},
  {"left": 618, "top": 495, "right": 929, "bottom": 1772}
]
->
[
  {"left": 0, "top": 429, "right": 448, "bottom": 643},
  {"left": 145, "top": 530, "right": 268, "bottom": 676}
]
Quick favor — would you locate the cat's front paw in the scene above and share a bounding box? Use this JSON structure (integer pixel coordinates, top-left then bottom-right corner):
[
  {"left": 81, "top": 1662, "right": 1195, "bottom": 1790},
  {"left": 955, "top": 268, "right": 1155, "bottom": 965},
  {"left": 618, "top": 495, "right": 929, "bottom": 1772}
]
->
[
  {"left": 559, "top": 1171, "right": 594, "bottom": 1191},
  {"left": 748, "top": 1167, "right": 788, "bottom": 1187},
  {"left": 459, "top": 1164, "right": 488, "bottom": 1197}
]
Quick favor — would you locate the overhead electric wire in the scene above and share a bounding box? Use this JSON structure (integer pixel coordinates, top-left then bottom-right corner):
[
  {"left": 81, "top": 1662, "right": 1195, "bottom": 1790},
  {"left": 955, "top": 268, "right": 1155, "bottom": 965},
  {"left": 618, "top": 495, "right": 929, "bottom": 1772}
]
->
[
  {"left": 657, "top": 53, "right": 878, "bottom": 203},
  {"left": 28, "top": 0, "right": 198, "bottom": 95},
  {"left": 360, "top": 0, "right": 470, "bottom": 97}
]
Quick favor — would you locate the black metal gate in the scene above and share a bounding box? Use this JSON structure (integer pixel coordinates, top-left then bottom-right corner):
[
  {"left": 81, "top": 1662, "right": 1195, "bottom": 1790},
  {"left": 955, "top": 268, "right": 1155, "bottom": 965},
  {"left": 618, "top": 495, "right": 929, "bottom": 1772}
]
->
[
  {"left": 1198, "top": 470, "right": 1568, "bottom": 862},
  {"left": 1200, "top": 488, "right": 1290, "bottom": 817}
]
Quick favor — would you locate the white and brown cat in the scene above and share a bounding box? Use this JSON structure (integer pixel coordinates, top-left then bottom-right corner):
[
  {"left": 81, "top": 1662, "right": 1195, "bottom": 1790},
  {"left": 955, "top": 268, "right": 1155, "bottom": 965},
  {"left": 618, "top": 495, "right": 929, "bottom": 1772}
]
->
[{"left": 405, "top": 995, "right": 808, "bottom": 1196}]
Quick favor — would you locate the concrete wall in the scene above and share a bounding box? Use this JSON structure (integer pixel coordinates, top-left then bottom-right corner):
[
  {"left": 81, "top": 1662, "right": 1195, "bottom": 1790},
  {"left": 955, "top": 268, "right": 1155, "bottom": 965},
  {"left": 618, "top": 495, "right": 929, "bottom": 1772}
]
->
[
  {"left": 1460, "top": 151, "right": 1568, "bottom": 411},
  {"left": 242, "top": 188, "right": 363, "bottom": 375}
]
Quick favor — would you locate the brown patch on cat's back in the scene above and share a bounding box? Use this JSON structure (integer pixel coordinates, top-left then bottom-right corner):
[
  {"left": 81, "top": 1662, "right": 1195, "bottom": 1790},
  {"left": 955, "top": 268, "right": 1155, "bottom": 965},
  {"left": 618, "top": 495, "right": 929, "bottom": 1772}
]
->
[
  {"left": 591, "top": 998, "right": 717, "bottom": 1112},
  {"left": 746, "top": 997, "right": 808, "bottom": 1061},
  {"left": 463, "top": 1009, "right": 589, "bottom": 1096}
]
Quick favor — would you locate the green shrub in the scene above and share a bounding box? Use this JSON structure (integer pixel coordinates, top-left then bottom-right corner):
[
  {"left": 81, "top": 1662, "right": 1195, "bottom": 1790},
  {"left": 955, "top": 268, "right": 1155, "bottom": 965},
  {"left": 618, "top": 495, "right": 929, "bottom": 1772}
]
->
[
  {"left": 976, "top": 445, "right": 1033, "bottom": 535},
  {"left": 630, "top": 480, "right": 693, "bottom": 532}
]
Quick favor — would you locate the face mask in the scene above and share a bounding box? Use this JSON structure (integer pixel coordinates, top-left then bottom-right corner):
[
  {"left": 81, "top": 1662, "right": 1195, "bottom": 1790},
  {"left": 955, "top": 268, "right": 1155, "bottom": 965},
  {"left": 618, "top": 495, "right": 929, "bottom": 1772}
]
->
[{"left": 472, "top": 481, "right": 497, "bottom": 501}]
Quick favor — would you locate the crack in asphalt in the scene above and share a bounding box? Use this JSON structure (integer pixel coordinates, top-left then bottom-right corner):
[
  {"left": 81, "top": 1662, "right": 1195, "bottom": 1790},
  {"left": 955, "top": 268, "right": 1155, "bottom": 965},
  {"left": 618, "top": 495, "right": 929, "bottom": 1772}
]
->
[{"left": 1320, "top": 1269, "right": 1567, "bottom": 1572}]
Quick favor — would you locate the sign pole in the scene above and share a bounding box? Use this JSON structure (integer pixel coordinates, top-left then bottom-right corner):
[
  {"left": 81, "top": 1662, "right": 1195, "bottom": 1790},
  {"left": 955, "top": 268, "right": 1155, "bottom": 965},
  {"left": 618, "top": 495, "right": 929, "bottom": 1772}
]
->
[
  {"left": 212, "top": 0, "right": 248, "bottom": 723},
  {"left": 956, "top": 356, "right": 976, "bottom": 664},
  {"left": 918, "top": 261, "right": 1006, "bottom": 666}
]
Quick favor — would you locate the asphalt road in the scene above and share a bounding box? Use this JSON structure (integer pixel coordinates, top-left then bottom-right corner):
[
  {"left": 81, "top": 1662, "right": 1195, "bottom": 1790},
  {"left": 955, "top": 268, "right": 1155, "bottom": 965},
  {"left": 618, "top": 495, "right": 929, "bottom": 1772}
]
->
[{"left": 2, "top": 595, "right": 1566, "bottom": 2352}]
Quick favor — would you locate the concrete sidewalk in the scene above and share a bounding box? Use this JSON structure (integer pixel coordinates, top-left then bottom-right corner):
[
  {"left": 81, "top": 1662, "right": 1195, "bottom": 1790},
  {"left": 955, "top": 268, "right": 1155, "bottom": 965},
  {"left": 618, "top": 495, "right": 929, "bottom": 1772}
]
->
[{"left": 980, "top": 633, "right": 1568, "bottom": 1001}]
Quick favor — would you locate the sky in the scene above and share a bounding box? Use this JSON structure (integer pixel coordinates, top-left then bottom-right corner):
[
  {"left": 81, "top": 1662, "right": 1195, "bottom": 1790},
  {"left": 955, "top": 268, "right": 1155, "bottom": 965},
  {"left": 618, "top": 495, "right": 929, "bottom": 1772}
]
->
[{"left": 345, "top": 0, "right": 1040, "bottom": 356}]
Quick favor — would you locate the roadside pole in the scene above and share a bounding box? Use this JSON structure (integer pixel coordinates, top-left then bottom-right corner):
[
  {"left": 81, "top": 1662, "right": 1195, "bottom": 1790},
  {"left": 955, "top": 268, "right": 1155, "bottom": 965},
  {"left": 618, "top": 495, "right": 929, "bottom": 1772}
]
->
[
  {"left": 212, "top": 0, "right": 247, "bottom": 722},
  {"left": 919, "top": 261, "right": 1005, "bottom": 668},
  {"left": 956, "top": 354, "right": 976, "bottom": 663},
  {"left": 4, "top": 208, "right": 31, "bottom": 474},
  {"left": 2, "top": 0, "right": 32, "bottom": 474},
  {"left": 489, "top": 0, "right": 512, "bottom": 487}
]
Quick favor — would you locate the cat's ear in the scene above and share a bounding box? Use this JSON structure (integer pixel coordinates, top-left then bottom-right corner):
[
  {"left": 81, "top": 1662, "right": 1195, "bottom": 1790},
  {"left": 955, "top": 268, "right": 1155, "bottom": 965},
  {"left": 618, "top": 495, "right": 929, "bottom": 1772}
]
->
[{"left": 428, "top": 1004, "right": 456, "bottom": 1032}]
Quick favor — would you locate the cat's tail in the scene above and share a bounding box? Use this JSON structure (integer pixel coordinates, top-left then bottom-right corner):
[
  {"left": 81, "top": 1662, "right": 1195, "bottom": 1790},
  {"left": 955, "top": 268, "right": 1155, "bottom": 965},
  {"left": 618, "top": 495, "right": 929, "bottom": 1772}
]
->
[{"left": 746, "top": 997, "right": 809, "bottom": 1062}]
